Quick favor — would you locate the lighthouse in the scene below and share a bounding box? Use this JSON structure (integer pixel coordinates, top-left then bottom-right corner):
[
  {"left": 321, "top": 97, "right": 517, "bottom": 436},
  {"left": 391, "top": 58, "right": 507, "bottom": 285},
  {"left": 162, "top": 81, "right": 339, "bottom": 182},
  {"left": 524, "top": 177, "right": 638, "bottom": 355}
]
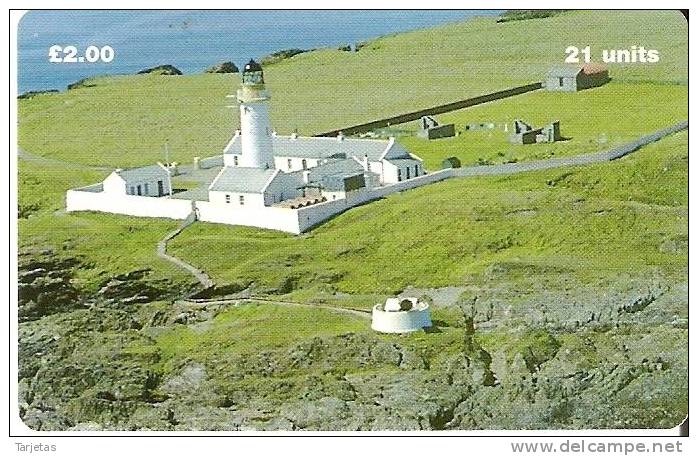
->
[{"left": 236, "top": 59, "right": 274, "bottom": 169}]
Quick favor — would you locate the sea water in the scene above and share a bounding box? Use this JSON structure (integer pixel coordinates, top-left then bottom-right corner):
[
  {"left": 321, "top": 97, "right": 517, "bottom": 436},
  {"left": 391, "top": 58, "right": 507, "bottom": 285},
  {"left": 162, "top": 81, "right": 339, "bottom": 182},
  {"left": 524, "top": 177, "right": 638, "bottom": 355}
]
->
[{"left": 17, "top": 10, "right": 500, "bottom": 93}]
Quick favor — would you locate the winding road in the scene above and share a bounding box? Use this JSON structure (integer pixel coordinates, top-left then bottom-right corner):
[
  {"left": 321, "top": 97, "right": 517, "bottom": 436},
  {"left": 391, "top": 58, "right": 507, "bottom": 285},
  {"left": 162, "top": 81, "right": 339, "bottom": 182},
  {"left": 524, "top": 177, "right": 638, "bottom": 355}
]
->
[{"left": 451, "top": 121, "right": 688, "bottom": 178}]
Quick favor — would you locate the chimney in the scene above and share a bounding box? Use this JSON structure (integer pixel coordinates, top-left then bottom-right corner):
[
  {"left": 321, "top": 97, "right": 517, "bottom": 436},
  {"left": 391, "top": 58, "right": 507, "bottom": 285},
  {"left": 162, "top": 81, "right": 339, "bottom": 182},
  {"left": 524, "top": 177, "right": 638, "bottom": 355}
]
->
[
  {"left": 362, "top": 153, "right": 369, "bottom": 171},
  {"left": 337, "top": 131, "right": 345, "bottom": 141},
  {"left": 291, "top": 132, "right": 299, "bottom": 140}
]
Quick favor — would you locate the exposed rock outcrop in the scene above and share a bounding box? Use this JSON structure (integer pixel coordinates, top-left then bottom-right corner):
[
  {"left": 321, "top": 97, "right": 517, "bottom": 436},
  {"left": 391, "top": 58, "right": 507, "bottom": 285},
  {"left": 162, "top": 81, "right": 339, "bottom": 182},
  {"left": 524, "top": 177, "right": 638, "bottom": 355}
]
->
[
  {"left": 205, "top": 62, "right": 239, "bottom": 73},
  {"left": 137, "top": 65, "right": 182, "bottom": 75},
  {"left": 260, "top": 49, "right": 309, "bottom": 65}
]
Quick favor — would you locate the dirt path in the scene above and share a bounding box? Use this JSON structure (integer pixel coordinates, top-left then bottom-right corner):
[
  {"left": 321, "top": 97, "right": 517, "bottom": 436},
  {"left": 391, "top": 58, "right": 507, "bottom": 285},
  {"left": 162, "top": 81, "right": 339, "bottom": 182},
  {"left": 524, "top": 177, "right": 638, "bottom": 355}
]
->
[
  {"left": 156, "top": 213, "right": 215, "bottom": 289},
  {"left": 240, "top": 297, "right": 371, "bottom": 318},
  {"left": 452, "top": 121, "right": 688, "bottom": 178},
  {"left": 183, "top": 295, "right": 372, "bottom": 318},
  {"left": 17, "top": 147, "right": 111, "bottom": 171}
]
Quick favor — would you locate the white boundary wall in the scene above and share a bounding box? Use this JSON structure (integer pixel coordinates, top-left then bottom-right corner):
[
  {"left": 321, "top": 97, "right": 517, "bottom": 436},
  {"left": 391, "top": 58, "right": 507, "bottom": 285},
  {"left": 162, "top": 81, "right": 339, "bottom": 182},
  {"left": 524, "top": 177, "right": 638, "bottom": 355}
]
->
[
  {"left": 66, "top": 189, "right": 192, "bottom": 220},
  {"left": 65, "top": 169, "right": 453, "bottom": 234},
  {"left": 296, "top": 169, "right": 454, "bottom": 232},
  {"left": 195, "top": 201, "right": 301, "bottom": 234}
]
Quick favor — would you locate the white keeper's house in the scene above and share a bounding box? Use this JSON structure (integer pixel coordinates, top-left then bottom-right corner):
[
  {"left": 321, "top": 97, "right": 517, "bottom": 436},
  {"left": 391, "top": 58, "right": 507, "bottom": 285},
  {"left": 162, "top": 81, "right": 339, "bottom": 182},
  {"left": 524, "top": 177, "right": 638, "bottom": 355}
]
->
[
  {"left": 214, "top": 60, "right": 423, "bottom": 209},
  {"left": 66, "top": 59, "right": 450, "bottom": 234}
]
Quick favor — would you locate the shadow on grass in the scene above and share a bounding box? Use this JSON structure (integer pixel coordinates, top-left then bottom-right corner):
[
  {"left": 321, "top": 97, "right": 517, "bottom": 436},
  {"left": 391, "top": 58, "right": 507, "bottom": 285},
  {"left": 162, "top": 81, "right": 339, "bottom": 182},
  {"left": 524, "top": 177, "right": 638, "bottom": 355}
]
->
[{"left": 425, "top": 319, "right": 453, "bottom": 333}]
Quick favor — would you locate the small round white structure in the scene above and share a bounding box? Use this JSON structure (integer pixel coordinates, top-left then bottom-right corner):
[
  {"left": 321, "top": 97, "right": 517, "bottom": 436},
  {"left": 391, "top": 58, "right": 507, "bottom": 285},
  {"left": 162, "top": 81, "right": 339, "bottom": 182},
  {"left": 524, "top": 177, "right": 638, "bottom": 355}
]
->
[{"left": 371, "top": 297, "right": 432, "bottom": 334}]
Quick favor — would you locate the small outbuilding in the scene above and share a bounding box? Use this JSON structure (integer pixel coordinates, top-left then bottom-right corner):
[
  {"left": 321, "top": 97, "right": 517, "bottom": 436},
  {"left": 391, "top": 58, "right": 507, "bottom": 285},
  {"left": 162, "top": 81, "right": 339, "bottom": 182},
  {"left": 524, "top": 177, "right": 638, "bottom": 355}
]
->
[
  {"left": 103, "top": 163, "right": 172, "bottom": 197},
  {"left": 537, "top": 121, "right": 562, "bottom": 143},
  {"left": 417, "top": 116, "right": 455, "bottom": 140},
  {"left": 371, "top": 297, "right": 432, "bottom": 334},
  {"left": 545, "top": 64, "right": 610, "bottom": 92},
  {"left": 509, "top": 119, "right": 563, "bottom": 145},
  {"left": 509, "top": 119, "right": 541, "bottom": 144},
  {"left": 441, "top": 156, "right": 462, "bottom": 169}
]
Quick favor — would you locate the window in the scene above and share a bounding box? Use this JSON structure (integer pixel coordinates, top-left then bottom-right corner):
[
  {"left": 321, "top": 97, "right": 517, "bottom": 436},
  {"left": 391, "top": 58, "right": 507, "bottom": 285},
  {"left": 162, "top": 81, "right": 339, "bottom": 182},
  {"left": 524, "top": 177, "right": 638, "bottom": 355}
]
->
[
  {"left": 239, "top": 195, "right": 245, "bottom": 205},
  {"left": 144, "top": 183, "right": 149, "bottom": 195},
  {"left": 302, "top": 159, "right": 307, "bottom": 170},
  {"left": 129, "top": 186, "right": 135, "bottom": 195},
  {"left": 137, "top": 185, "right": 142, "bottom": 196},
  {"left": 157, "top": 180, "right": 164, "bottom": 197},
  {"left": 233, "top": 156, "right": 239, "bottom": 166},
  {"left": 406, "top": 167, "right": 411, "bottom": 179},
  {"left": 225, "top": 194, "right": 231, "bottom": 204},
  {"left": 415, "top": 164, "right": 419, "bottom": 176},
  {"left": 287, "top": 159, "right": 292, "bottom": 170},
  {"left": 397, "top": 169, "right": 402, "bottom": 182},
  {"left": 558, "top": 77, "right": 564, "bottom": 87}
]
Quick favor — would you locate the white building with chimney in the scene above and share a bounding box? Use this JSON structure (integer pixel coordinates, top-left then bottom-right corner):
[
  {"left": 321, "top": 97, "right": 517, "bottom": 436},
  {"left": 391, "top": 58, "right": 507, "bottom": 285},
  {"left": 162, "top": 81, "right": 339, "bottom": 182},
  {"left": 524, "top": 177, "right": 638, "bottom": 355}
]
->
[
  {"left": 65, "top": 59, "right": 451, "bottom": 234},
  {"left": 213, "top": 59, "right": 424, "bottom": 209}
]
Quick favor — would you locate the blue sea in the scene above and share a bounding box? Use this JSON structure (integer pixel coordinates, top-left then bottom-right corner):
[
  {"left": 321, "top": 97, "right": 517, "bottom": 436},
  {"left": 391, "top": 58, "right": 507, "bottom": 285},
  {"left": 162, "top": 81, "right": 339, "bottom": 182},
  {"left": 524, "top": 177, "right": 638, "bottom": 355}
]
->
[{"left": 17, "top": 10, "right": 500, "bottom": 93}]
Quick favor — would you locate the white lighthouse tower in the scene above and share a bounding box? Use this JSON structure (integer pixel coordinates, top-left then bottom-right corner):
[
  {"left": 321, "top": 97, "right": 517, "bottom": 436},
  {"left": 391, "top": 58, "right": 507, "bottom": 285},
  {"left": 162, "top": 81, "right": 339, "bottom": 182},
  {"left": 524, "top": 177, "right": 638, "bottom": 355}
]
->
[{"left": 235, "top": 59, "right": 275, "bottom": 169}]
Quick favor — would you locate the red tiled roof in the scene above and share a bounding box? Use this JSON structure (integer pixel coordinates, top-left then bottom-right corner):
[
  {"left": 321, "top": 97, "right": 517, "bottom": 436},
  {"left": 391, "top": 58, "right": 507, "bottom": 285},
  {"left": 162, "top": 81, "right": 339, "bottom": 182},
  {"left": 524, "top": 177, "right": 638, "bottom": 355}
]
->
[{"left": 581, "top": 63, "right": 608, "bottom": 75}]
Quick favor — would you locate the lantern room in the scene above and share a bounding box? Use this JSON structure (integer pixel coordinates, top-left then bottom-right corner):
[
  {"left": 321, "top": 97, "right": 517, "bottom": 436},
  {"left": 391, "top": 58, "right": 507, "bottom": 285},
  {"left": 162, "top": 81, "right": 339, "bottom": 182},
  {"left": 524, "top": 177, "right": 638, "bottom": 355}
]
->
[{"left": 242, "top": 59, "right": 264, "bottom": 85}]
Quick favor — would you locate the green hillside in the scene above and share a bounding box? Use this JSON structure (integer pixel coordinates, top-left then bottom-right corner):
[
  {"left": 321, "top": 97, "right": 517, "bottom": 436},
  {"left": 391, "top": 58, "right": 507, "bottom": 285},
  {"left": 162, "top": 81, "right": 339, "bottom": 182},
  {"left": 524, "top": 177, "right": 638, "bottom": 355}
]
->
[
  {"left": 18, "top": 10, "right": 687, "bottom": 167},
  {"left": 404, "top": 81, "right": 686, "bottom": 170},
  {"left": 17, "top": 11, "right": 688, "bottom": 431},
  {"left": 17, "top": 8, "right": 688, "bottom": 296},
  {"left": 169, "top": 131, "right": 688, "bottom": 296}
]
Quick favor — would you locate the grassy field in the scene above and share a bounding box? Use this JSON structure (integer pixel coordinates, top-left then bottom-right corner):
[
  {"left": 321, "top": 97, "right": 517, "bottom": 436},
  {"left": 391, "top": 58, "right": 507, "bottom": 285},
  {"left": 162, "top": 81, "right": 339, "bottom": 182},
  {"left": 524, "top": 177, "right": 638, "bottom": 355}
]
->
[
  {"left": 18, "top": 159, "right": 194, "bottom": 291},
  {"left": 17, "top": 9, "right": 687, "bottom": 297},
  {"left": 17, "top": 10, "right": 687, "bottom": 168},
  {"left": 169, "top": 130, "right": 687, "bottom": 297},
  {"left": 154, "top": 303, "right": 370, "bottom": 364},
  {"left": 401, "top": 81, "right": 687, "bottom": 170},
  {"left": 16, "top": 10, "right": 688, "bottom": 431}
]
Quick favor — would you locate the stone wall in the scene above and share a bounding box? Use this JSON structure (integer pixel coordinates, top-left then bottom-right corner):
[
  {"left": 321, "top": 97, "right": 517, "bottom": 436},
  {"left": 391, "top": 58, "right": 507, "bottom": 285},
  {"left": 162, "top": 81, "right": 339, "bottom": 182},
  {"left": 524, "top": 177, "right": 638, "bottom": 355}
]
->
[
  {"left": 315, "top": 83, "right": 543, "bottom": 137},
  {"left": 197, "top": 155, "right": 224, "bottom": 169}
]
